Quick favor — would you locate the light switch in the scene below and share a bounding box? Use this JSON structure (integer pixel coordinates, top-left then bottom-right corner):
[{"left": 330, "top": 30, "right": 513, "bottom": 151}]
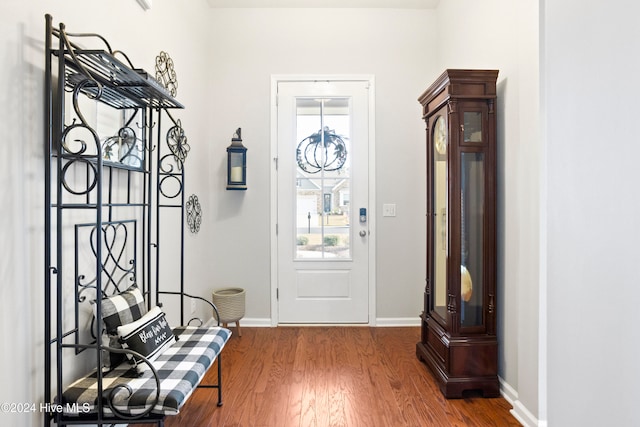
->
[{"left": 382, "top": 203, "right": 396, "bottom": 217}]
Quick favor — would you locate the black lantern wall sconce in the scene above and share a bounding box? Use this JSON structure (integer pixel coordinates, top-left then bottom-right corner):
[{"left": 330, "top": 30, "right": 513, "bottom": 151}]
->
[{"left": 226, "top": 128, "right": 247, "bottom": 190}]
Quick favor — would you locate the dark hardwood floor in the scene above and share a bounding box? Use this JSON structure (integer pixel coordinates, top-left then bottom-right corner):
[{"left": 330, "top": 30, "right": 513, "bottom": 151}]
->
[{"left": 135, "top": 327, "right": 520, "bottom": 426}]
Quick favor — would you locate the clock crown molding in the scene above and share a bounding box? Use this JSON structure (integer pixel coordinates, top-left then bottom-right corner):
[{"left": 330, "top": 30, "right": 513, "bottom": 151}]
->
[{"left": 418, "top": 69, "right": 498, "bottom": 119}]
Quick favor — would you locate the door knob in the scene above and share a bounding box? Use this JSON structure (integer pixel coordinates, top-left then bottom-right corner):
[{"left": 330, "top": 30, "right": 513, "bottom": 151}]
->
[{"left": 359, "top": 230, "right": 367, "bottom": 237}]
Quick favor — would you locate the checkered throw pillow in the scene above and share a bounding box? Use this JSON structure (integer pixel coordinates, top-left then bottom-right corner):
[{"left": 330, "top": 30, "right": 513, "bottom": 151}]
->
[
  {"left": 99, "top": 286, "right": 147, "bottom": 334},
  {"left": 93, "top": 286, "right": 147, "bottom": 370}
]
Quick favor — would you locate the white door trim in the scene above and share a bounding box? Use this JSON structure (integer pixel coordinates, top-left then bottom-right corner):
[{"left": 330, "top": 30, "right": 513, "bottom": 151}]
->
[{"left": 270, "top": 74, "right": 376, "bottom": 326}]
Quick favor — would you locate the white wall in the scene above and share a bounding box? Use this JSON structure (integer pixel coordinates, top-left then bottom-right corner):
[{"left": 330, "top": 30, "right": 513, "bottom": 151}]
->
[
  {"left": 203, "top": 8, "right": 437, "bottom": 323},
  {"left": 543, "top": 1, "right": 640, "bottom": 426},
  {"left": 434, "top": 1, "right": 540, "bottom": 425}
]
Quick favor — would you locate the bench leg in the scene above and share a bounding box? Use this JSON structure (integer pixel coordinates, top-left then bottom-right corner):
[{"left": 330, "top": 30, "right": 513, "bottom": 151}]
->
[{"left": 217, "top": 353, "right": 223, "bottom": 406}]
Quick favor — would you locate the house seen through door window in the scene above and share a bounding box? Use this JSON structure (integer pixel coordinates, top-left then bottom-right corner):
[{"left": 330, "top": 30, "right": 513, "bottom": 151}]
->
[{"left": 294, "top": 97, "right": 351, "bottom": 259}]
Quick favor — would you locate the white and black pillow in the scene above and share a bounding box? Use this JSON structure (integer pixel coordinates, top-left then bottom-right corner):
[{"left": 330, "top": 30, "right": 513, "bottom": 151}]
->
[
  {"left": 93, "top": 286, "right": 148, "bottom": 370},
  {"left": 99, "top": 286, "right": 147, "bottom": 334},
  {"left": 117, "top": 306, "right": 176, "bottom": 372}
]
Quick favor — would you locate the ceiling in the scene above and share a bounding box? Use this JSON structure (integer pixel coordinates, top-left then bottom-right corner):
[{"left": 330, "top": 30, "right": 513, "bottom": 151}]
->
[{"left": 206, "top": 0, "right": 440, "bottom": 8}]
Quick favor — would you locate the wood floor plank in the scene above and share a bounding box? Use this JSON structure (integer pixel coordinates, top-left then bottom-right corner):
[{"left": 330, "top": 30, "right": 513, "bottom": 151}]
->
[{"left": 131, "top": 327, "right": 521, "bottom": 427}]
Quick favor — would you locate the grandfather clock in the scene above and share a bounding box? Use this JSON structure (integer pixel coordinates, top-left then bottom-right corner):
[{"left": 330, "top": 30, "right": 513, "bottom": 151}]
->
[{"left": 416, "top": 69, "right": 499, "bottom": 398}]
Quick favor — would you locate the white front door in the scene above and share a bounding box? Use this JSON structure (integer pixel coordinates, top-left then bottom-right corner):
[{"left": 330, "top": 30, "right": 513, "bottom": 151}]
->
[{"left": 275, "top": 79, "right": 373, "bottom": 323}]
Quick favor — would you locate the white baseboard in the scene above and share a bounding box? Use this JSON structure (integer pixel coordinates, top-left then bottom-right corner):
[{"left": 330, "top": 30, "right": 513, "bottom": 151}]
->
[
  {"left": 233, "top": 317, "right": 273, "bottom": 327},
  {"left": 499, "top": 377, "right": 540, "bottom": 427},
  {"left": 203, "top": 317, "right": 272, "bottom": 327},
  {"left": 375, "top": 317, "right": 421, "bottom": 327},
  {"left": 510, "top": 399, "right": 540, "bottom": 427},
  {"left": 224, "top": 318, "right": 421, "bottom": 327},
  {"left": 499, "top": 376, "right": 518, "bottom": 405}
]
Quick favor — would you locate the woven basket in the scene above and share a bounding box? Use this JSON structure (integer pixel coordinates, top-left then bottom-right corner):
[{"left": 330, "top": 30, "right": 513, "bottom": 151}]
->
[{"left": 212, "top": 287, "right": 246, "bottom": 323}]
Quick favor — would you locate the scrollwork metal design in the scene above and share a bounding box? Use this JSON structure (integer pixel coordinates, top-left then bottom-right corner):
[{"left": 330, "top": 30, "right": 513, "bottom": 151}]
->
[
  {"left": 166, "top": 120, "right": 190, "bottom": 170},
  {"left": 155, "top": 51, "right": 178, "bottom": 97},
  {"left": 296, "top": 126, "right": 348, "bottom": 174},
  {"left": 61, "top": 344, "right": 161, "bottom": 420},
  {"left": 77, "top": 221, "right": 137, "bottom": 303},
  {"left": 158, "top": 172, "right": 183, "bottom": 200},
  {"left": 186, "top": 194, "right": 202, "bottom": 234},
  {"left": 104, "top": 347, "right": 161, "bottom": 420},
  {"left": 59, "top": 82, "right": 102, "bottom": 196},
  {"left": 58, "top": 27, "right": 104, "bottom": 100}
]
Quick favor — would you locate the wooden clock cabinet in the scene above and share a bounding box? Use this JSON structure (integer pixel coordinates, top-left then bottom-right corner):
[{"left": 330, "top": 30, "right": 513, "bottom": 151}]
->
[{"left": 416, "top": 69, "right": 500, "bottom": 398}]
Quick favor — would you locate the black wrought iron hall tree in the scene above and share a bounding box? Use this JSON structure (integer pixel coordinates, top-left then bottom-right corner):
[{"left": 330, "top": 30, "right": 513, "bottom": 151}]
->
[{"left": 42, "top": 13, "right": 203, "bottom": 426}]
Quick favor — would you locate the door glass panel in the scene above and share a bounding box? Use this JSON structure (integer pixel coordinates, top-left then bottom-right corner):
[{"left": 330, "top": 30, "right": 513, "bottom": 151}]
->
[
  {"left": 461, "top": 152, "right": 484, "bottom": 327},
  {"left": 463, "top": 112, "right": 483, "bottom": 142},
  {"left": 295, "top": 98, "right": 351, "bottom": 259},
  {"left": 432, "top": 115, "right": 448, "bottom": 320}
]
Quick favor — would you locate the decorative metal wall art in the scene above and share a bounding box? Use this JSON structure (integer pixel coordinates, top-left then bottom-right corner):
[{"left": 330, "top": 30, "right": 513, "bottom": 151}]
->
[
  {"left": 155, "top": 51, "right": 178, "bottom": 97},
  {"left": 167, "top": 119, "right": 190, "bottom": 169},
  {"left": 186, "top": 194, "right": 202, "bottom": 233},
  {"left": 296, "top": 126, "right": 348, "bottom": 174}
]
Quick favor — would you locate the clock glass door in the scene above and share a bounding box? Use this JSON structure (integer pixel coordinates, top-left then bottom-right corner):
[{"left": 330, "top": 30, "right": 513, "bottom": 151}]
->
[
  {"left": 432, "top": 114, "right": 448, "bottom": 321},
  {"left": 463, "top": 111, "right": 483, "bottom": 142},
  {"left": 460, "top": 152, "right": 484, "bottom": 328}
]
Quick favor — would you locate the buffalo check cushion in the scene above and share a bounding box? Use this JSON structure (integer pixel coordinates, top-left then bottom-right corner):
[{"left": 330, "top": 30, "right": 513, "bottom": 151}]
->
[
  {"left": 98, "top": 286, "right": 147, "bottom": 334},
  {"left": 94, "top": 286, "right": 148, "bottom": 370},
  {"left": 60, "top": 326, "right": 231, "bottom": 417}
]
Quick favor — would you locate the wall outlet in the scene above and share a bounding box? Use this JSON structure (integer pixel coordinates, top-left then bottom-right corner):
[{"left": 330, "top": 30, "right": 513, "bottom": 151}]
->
[{"left": 191, "top": 299, "right": 197, "bottom": 314}]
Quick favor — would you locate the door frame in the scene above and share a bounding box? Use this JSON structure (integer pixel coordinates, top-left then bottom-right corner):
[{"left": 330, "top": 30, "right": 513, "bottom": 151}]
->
[{"left": 270, "top": 74, "right": 376, "bottom": 326}]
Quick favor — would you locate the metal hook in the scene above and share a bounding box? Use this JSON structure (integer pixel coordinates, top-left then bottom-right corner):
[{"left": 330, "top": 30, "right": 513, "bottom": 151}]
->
[{"left": 136, "top": 119, "right": 156, "bottom": 130}]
